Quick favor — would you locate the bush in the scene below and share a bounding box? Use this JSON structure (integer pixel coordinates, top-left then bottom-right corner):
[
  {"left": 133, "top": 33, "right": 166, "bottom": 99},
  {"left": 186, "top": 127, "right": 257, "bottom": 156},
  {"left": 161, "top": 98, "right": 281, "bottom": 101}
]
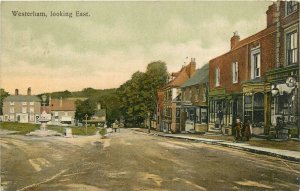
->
[{"left": 0, "top": 122, "right": 39, "bottom": 135}]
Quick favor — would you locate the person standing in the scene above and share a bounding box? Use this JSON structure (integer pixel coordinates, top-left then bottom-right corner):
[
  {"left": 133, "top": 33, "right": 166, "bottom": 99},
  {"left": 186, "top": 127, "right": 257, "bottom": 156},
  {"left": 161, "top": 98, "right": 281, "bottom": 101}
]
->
[
  {"left": 235, "top": 117, "right": 242, "bottom": 142},
  {"left": 243, "top": 120, "right": 251, "bottom": 141}
]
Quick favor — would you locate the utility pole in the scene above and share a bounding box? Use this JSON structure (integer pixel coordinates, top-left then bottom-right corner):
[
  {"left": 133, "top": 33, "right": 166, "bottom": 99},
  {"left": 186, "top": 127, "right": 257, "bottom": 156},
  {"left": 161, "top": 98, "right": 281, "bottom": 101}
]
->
[{"left": 85, "top": 114, "right": 88, "bottom": 136}]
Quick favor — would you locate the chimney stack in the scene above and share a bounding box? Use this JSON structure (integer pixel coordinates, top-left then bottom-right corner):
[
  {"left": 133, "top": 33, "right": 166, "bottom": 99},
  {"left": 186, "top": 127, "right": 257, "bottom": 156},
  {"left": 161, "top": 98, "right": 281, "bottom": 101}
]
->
[
  {"left": 266, "top": 3, "right": 277, "bottom": 27},
  {"left": 186, "top": 58, "right": 196, "bottom": 78},
  {"left": 15, "top": 89, "right": 19, "bottom": 95},
  {"left": 27, "top": 87, "right": 31, "bottom": 95},
  {"left": 231, "top": 31, "right": 240, "bottom": 49}
]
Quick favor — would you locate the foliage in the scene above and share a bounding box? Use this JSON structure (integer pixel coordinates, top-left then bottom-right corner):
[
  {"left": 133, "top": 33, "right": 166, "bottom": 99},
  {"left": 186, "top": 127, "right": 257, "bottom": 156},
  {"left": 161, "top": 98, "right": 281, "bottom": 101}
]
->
[
  {"left": 75, "top": 99, "right": 96, "bottom": 121},
  {"left": 117, "top": 61, "right": 168, "bottom": 127},
  {"left": 0, "top": 122, "right": 39, "bottom": 135},
  {"left": 0, "top": 89, "right": 10, "bottom": 115}
]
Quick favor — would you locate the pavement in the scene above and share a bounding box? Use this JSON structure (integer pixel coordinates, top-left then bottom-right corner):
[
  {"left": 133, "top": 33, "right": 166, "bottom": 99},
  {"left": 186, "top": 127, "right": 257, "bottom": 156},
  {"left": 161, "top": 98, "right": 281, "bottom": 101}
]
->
[{"left": 132, "top": 128, "right": 300, "bottom": 162}]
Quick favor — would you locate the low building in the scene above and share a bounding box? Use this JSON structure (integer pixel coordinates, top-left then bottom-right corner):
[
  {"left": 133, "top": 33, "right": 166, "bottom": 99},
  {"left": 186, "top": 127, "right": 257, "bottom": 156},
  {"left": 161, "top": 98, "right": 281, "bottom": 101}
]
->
[
  {"left": 48, "top": 97, "right": 76, "bottom": 126},
  {"left": 2, "top": 88, "right": 41, "bottom": 123},
  {"left": 88, "top": 103, "right": 107, "bottom": 126},
  {"left": 181, "top": 64, "right": 209, "bottom": 133}
]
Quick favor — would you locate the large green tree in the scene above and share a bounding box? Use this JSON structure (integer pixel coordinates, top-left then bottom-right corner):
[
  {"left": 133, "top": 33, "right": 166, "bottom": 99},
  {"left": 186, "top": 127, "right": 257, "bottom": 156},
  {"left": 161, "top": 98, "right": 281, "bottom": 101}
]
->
[{"left": 117, "top": 61, "right": 168, "bottom": 127}]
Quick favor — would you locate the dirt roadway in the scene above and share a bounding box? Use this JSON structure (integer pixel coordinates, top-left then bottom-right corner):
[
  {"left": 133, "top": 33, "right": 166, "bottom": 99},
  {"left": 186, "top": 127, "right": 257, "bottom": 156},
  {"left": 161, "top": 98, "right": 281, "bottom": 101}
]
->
[{"left": 1, "top": 129, "right": 299, "bottom": 191}]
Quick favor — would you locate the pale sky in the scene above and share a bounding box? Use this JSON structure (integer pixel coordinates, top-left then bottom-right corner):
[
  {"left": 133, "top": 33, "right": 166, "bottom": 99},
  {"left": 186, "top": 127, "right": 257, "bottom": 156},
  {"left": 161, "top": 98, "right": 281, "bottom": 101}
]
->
[{"left": 1, "top": 1, "right": 272, "bottom": 95}]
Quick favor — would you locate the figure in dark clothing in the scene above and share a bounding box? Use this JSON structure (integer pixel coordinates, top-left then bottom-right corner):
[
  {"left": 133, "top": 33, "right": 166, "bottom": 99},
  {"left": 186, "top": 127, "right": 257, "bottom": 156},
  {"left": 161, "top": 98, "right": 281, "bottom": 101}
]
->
[
  {"left": 242, "top": 120, "right": 251, "bottom": 141},
  {"left": 235, "top": 117, "right": 242, "bottom": 142}
]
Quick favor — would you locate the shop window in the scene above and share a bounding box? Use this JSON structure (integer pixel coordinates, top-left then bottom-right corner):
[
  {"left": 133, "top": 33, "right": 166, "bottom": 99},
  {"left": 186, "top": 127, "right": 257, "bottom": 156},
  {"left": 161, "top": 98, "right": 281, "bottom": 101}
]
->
[
  {"left": 286, "top": 30, "right": 298, "bottom": 65},
  {"left": 176, "top": 108, "right": 180, "bottom": 123},
  {"left": 200, "top": 108, "right": 208, "bottom": 124},
  {"left": 253, "top": 93, "right": 264, "bottom": 126}
]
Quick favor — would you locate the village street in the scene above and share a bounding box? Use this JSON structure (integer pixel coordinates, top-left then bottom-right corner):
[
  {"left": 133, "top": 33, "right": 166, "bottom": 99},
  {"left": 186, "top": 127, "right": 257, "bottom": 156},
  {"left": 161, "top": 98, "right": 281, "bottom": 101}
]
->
[{"left": 1, "top": 129, "right": 299, "bottom": 191}]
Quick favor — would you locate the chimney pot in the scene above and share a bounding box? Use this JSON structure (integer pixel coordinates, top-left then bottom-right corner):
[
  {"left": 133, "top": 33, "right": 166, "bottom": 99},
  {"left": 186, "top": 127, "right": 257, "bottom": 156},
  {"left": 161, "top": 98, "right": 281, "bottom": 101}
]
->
[
  {"left": 231, "top": 32, "right": 240, "bottom": 49},
  {"left": 27, "top": 87, "right": 31, "bottom": 95}
]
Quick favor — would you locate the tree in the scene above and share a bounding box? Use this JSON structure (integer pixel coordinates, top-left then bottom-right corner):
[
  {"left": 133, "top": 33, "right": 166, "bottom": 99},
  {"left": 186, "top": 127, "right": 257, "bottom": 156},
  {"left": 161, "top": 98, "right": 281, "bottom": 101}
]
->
[
  {"left": 75, "top": 99, "right": 96, "bottom": 121},
  {"left": 0, "top": 89, "right": 10, "bottom": 115}
]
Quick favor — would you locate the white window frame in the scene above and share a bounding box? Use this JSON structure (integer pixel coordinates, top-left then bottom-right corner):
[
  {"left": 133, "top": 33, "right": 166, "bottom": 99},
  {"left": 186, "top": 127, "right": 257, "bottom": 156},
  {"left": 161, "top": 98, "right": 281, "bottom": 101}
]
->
[
  {"left": 10, "top": 101, "right": 14, "bottom": 106},
  {"left": 202, "top": 87, "right": 207, "bottom": 103},
  {"left": 10, "top": 115, "right": 14, "bottom": 121},
  {"left": 286, "top": 30, "right": 298, "bottom": 65},
  {"left": 251, "top": 47, "right": 261, "bottom": 79},
  {"left": 10, "top": 107, "right": 14, "bottom": 113},
  {"left": 232, "top": 62, "right": 238, "bottom": 83},
  {"left": 30, "top": 107, "right": 34, "bottom": 113},
  {"left": 30, "top": 115, "right": 35, "bottom": 122},
  {"left": 215, "top": 68, "right": 220, "bottom": 87},
  {"left": 22, "top": 107, "right": 27, "bottom": 113}
]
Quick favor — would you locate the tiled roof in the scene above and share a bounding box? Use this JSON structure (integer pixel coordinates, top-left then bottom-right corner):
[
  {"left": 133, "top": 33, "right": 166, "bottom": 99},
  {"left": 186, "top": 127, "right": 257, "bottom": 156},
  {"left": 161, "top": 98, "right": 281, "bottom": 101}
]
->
[
  {"left": 181, "top": 64, "right": 209, "bottom": 88},
  {"left": 4, "top": 95, "right": 41, "bottom": 102},
  {"left": 50, "top": 99, "right": 76, "bottom": 111},
  {"left": 162, "top": 68, "right": 190, "bottom": 89}
]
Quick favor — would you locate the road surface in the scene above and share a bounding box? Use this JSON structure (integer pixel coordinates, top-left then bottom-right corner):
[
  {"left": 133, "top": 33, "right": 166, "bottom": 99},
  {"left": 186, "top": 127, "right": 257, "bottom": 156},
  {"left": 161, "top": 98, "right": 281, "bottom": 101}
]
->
[{"left": 1, "top": 129, "right": 299, "bottom": 190}]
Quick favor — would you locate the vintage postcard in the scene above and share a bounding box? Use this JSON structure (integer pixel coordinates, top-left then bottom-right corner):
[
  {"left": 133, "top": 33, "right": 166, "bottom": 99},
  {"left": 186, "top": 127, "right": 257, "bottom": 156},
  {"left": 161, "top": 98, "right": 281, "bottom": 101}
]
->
[{"left": 0, "top": 1, "right": 299, "bottom": 190}]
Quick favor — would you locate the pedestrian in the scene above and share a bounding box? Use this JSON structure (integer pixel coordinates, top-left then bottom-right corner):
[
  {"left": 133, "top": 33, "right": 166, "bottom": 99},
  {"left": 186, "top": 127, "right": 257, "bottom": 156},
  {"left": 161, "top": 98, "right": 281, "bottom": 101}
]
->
[
  {"left": 243, "top": 120, "right": 251, "bottom": 141},
  {"left": 235, "top": 117, "right": 242, "bottom": 142},
  {"left": 113, "top": 120, "right": 119, "bottom": 133}
]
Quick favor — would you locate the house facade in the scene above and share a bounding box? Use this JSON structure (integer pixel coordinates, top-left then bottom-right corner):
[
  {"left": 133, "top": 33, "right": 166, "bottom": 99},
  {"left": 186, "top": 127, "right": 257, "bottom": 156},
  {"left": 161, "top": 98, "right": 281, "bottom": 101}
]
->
[
  {"left": 180, "top": 64, "right": 209, "bottom": 133},
  {"left": 2, "top": 88, "right": 41, "bottom": 123},
  {"left": 266, "top": 1, "right": 299, "bottom": 133},
  {"left": 48, "top": 97, "right": 76, "bottom": 126},
  {"left": 208, "top": 4, "right": 277, "bottom": 135},
  {"left": 160, "top": 58, "right": 196, "bottom": 133}
]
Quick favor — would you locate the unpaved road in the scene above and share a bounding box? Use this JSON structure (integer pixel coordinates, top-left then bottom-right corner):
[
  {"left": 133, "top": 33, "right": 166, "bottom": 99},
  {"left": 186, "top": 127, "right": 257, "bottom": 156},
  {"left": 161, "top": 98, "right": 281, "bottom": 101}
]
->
[{"left": 1, "top": 129, "right": 299, "bottom": 191}]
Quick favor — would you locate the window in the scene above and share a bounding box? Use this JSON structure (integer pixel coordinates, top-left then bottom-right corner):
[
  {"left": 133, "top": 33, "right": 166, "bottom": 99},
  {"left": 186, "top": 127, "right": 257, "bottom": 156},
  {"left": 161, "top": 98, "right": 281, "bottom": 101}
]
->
[
  {"left": 30, "top": 107, "right": 34, "bottom": 113},
  {"left": 30, "top": 102, "right": 34, "bottom": 106},
  {"left": 10, "top": 115, "right": 14, "bottom": 121},
  {"left": 215, "top": 68, "right": 220, "bottom": 86},
  {"left": 251, "top": 47, "right": 261, "bottom": 79},
  {"left": 22, "top": 107, "right": 27, "bottom": 113},
  {"left": 232, "top": 62, "right": 238, "bottom": 83},
  {"left": 286, "top": 30, "right": 298, "bottom": 65},
  {"left": 202, "top": 87, "right": 207, "bottom": 102},
  {"left": 10, "top": 107, "right": 14, "bottom": 113},
  {"left": 30, "top": 115, "right": 35, "bottom": 122},
  {"left": 286, "top": 1, "right": 299, "bottom": 15},
  {"left": 22, "top": 102, "right": 27, "bottom": 105},
  {"left": 10, "top": 102, "right": 14, "bottom": 105}
]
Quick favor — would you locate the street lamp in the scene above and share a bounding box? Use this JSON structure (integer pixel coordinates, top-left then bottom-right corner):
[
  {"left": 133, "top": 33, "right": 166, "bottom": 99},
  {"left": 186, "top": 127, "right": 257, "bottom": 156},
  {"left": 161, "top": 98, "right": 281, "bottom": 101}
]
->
[{"left": 271, "top": 85, "right": 279, "bottom": 96}]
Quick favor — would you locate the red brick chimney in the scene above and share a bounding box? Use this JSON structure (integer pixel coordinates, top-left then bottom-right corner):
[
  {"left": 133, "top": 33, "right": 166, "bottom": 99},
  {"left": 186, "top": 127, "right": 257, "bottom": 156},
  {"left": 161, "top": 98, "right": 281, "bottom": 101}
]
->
[
  {"left": 15, "top": 89, "right": 19, "bottom": 95},
  {"left": 27, "top": 87, "right": 31, "bottom": 95},
  {"left": 186, "top": 58, "right": 196, "bottom": 78},
  {"left": 266, "top": 3, "right": 277, "bottom": 27},
  {"left": 231, "top": 31, "right": 240, "bottom": 50}
]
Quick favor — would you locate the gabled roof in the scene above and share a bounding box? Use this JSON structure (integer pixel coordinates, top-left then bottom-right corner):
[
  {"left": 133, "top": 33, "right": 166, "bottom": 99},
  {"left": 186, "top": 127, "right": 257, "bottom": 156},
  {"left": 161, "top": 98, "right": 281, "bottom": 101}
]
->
[
  {"left": 4, "top": 95, "right": 41, "bottom": 102},
  {"left": 181, "top": 64, "right": 209, "bottom": 88},
  {"left": 162, "top": 67, "right": 190, "bottom": 89},
  {"left": 50, "top": 99, "right": 76, "bottom": 111}
]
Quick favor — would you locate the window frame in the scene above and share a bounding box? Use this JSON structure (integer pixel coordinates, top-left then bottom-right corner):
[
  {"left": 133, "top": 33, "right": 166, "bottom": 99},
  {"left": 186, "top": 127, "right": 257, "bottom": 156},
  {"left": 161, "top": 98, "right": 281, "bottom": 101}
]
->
[
  {"left": 215, "top": 67, "right": 220, "bottom": 87},
  {"left": 286, "top": 30, "right": 298, "bottom": 65},
  {"left": 250, "top": 47, "right": 261, "bottom": 79},
  {"left": 232, "top": 62, "right": 238, "bottom": 83},
  {"left": 286, "top": 1, "right": 299, "bottom": 16}
]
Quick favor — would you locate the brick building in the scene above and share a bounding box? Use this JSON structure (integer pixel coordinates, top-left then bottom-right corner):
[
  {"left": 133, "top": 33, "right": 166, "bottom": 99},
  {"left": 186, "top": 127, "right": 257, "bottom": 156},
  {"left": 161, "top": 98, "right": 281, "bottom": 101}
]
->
[
  {"left": 2, "top": 88, "right": 41, "bottom": 123},
  {"left": 208, "top": 3, "right": 277, "bottom": 135},
  {"left": 266, "top": 1, "right": 299, "bottom": 135},
  {"left": 160, "top": 59, "right": 196, "bottom": 133},
  {"left": 180, "top": 64, "right": 209, "bottom": 133}
]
